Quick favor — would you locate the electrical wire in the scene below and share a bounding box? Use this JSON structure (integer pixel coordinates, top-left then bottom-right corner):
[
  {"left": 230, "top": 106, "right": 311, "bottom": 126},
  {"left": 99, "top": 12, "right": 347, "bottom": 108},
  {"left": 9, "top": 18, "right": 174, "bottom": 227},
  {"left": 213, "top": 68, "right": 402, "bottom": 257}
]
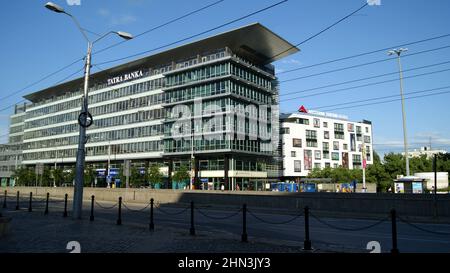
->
[
  {"left": 277, "top": 33, "right": 450, "bottom": 75},
  {"left": 96, "top": 0, "right": 289, "bottom": 65}
]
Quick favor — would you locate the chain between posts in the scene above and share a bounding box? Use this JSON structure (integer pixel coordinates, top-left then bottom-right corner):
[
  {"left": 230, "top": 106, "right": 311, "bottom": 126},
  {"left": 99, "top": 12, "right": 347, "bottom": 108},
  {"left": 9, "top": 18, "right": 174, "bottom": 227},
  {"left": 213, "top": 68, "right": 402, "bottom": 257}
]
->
[
  {"left": 122, "top": 202, "right": 151, "bottom": 212},
  {"left": 155, "top": 202, "right": 190, "bottom": 215},
  {"left": 310, "top": 212, "right": 390, "bottom": 231},
  {"left": 95, "top": 200, "right": 118, "bottom": 210},
  {"left": 398, "top": 216, "right": 450, "bottom": 235},
  {"left": 247, "top": 209, "right": 304, "bottom": 225},
  {"left": 195, "top": 207, "right": 242, "bottom": 220}
]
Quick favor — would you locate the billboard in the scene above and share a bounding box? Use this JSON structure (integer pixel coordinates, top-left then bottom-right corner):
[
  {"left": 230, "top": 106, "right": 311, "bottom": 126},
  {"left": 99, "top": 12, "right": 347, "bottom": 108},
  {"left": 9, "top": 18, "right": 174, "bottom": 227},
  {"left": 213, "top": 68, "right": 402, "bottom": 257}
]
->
[
  {"left": 342, "top": 152, "right": 349, "bottom": 169},
  {"left": 304, "top": 150, "right": 312, "bottom": 170},
  {"left": 350, "top": 133, "right": 356, "bottom": 151},
  {"left": 395, "top": 182, "right": 405, "bottom": 193},
  {"left": 412, "top": 182, "right": 423, "bottom": 194}
]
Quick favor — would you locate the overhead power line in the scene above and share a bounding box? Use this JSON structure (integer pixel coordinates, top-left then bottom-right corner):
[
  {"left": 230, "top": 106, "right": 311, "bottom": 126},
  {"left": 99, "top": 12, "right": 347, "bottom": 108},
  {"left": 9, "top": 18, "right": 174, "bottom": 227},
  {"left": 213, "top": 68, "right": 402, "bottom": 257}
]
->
[
  {"left": 278, "top": 45, "right": 450, "bottom": 81},
  {"left": 0, "top": 0, "right": 226, "bottom": 106},
  {"left": 93, "top": 0, "right": 226, "bottom": 55},
  {"left": 0, "top": 58, "right": 83, "bottom": 102},
  {"left": 280, "top": 67, "right": 450, "bottom": 102},
  {"left": 280, "top": 60, "right": 450, "bottom": 99},
  {"left": 97, "top": 0, "right": 288, "bottom": 66},
  {"left": 280, "top": 59, "right": 450, "bottom": 85},
  {"left": 311, "top": 85, "right": 450, "bottom": 110},
  {"left": 277, "top": 33, "right": 450, "bottom": 75},
  {"left": 321, "top": 89, "right": 450, "bottom": 112},
  {"left": 268, "top": 2, "right": 368, "bottom": 62}
]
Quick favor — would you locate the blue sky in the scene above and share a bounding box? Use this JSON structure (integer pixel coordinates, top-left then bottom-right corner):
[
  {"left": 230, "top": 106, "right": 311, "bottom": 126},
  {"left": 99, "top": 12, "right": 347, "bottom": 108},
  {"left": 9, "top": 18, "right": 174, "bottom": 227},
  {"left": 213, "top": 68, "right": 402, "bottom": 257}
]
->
[{"left": 1, "top": 0, "right": 449, "bottom": 157}]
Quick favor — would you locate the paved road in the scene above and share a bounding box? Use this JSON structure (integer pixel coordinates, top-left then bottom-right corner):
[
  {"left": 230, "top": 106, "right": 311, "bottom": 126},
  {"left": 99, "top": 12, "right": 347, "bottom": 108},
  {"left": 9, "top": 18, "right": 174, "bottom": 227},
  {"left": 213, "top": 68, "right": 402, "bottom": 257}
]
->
[{"left": 1, "top": 196, "right": 450, "bottom": 253}]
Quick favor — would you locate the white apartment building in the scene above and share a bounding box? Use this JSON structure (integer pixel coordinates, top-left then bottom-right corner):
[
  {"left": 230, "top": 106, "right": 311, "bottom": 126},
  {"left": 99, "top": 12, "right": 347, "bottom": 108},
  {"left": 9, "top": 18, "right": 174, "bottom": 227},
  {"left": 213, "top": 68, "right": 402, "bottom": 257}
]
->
[
  {"left": 402, "top": 146, "right": 448, "bottom": 159},
  {"left": 280, "top": 110, "right": 373, "bottom": 181}
]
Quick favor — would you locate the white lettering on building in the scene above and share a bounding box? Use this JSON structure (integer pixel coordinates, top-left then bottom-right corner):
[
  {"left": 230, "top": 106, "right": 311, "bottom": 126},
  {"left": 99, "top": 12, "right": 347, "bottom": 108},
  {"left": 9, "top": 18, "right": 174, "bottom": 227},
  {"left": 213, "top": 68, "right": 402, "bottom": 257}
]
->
[{"left": 107, "top": 70, "right": 144, "bottom": 86}]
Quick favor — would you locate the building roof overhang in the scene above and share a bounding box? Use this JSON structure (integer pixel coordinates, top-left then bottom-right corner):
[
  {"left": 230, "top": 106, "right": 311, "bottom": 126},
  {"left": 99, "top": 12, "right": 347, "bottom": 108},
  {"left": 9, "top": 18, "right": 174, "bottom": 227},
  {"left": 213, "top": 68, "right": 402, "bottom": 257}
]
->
[{"left": 24, "top": 23, "right": 299, "bottom": 103}]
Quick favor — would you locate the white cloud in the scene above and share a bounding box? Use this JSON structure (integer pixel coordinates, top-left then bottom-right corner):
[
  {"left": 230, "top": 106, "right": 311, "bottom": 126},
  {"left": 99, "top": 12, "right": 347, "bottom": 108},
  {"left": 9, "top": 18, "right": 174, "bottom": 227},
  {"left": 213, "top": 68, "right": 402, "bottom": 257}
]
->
[
  {"left": 98, "top": 8, "right": 137, "bottom": 26},
  {"left": 111, "top": 14, "right": 138, "bottom": 26},
  {"left": 281, "top": 59, "right": 301, "bottom": 65},
  {"left": 98, "top": 8, "right": 110, "bottom": 17}
]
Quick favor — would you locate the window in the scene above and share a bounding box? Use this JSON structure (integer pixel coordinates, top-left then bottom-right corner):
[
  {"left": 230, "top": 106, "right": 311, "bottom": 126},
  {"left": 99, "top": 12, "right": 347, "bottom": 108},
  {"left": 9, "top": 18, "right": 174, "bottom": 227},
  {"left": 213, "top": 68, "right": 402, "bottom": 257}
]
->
[
  {"left": 343, "top": 144, "right": 348, "bottom": 150},
  {"left": 347, "top": 123, "right": 354, "bottom": 132},
  {"left": 281, "top": 127, "right": 290, "bottom": 134},
  {"left": 325, "top": 162, "right": 330, "bottom": 168},
  {"left": 293, "top": 138, "right": 302, "bottom": 148},
  {"left": 333, "top": 141, "right": 339, "bottom": 150},
  {"left": 365, "top": 127, "right": 369, "bottom": 133},
  {"left": 313, "top": 118, "right": 320, "bottom": 128},
  {"left": 323, "top": 142, "right": 329, "bottom": 151},
  {"left": 298, "top": 118, "right": 309, "bottom": 125},
  {"left": 332, "top": 152, "right": 339, "bottom": 161},
  {"left": 323, "top": 151, "right": 330, "bottom": 159},
  {"left": 324, "top": 131, "right": 329, "bottom": 139},
  {"left": 294, "top": 160, "right": 301, "bottom": 172},
  {"left": 364, "top": 135, "right": 371, "bottom": 143},
  {"left": 323, "top": 122, "right": 328, "bottom": 128},
  {"left": 314, "top": 163, "right": 321, "bottom": 169},
  {"left": 291, "top": 151, "right": 296, "bottom": 157},
  {"left": 304, "top": 150, "right": 312, "bottom": 170},
  {"left": 315, "top": 150, "right": 321, "bottom": 160}
]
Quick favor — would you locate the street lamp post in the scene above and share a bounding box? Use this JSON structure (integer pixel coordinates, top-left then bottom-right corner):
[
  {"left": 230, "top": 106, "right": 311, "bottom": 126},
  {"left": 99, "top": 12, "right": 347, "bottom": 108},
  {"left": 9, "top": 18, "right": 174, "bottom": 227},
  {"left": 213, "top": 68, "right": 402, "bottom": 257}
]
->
[
  {"left": 45, "top": 2, "right": 133, "bottom": 219},
  {"left": 388, "top": 48, "right": 410, "bottom": 176}
]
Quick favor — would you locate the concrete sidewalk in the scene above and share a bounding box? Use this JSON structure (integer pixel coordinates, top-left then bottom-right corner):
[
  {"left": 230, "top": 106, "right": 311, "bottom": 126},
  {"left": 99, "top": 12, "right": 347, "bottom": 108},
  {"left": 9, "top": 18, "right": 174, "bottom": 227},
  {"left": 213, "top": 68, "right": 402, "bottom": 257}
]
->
[{"left": 0, "top": 207, "right": 362, "bottom": 253}]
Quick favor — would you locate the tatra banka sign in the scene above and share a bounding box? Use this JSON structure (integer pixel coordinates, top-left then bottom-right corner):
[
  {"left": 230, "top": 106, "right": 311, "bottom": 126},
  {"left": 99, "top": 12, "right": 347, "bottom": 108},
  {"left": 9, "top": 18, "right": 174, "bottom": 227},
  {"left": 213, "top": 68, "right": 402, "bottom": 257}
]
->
[{"left": 107, "top": 70, "right": 144, "bottom": 86}]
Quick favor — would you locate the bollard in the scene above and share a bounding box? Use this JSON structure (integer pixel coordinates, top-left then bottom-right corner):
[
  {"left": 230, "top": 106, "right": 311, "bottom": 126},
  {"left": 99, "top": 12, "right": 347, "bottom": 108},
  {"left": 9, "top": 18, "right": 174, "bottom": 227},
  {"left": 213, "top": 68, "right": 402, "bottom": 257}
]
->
[
  {"left": 149, "top": 198, "right": 154, "bottom": 231},
  {"left": 90, "top": 195, "right": 95, "bottom": 221},
  {"left": 28, "top": 192, "right": 33, "bottom": 212},
  {"left": 241, "top": 204, "right": 248, "bottom": 243},
  {"left": 63, "top": 193, "right": 68, "bottom": 217},
  {"left": 3, "top": 190, "right": 6, "bottom": 209},
  {"left": 44, "top": 193, "right": 49, "bottom": 215},
  {"left": 116, "top": 197, "right": 122, "bottom": 225},
  {"left": 189, "top": 201, "right": 195, "bottom": 236},
  {"left": 390, "top": 209, "right": 399, "bottom": 254},
  {"left": 303, "top": 206, "right": 312, "bottom": 251},
  {"left": 15, "top": 191, "right": 19, "bottom": 210}
]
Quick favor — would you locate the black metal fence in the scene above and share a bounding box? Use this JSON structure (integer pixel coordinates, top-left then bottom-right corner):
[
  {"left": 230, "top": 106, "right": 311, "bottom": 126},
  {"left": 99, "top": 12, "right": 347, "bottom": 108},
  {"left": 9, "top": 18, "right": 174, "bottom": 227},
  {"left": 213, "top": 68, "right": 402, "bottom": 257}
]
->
[{"left": 2, "top": 189, "right": 450, "bottom": 253}]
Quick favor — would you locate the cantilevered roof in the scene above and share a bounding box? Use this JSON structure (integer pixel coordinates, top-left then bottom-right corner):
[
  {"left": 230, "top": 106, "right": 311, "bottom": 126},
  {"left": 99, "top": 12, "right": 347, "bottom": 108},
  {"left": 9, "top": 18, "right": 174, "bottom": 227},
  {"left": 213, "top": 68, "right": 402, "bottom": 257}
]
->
[{"left": 24, "top": 23, "right": 299, "bottom": 103}]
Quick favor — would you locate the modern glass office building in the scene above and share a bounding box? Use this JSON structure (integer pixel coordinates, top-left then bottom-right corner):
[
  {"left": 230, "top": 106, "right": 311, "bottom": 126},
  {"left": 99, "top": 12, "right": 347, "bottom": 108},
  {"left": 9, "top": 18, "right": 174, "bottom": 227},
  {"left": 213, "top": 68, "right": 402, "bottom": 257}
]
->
[{"left": 7, "top": 23, "right": 299, "bottom": 190}]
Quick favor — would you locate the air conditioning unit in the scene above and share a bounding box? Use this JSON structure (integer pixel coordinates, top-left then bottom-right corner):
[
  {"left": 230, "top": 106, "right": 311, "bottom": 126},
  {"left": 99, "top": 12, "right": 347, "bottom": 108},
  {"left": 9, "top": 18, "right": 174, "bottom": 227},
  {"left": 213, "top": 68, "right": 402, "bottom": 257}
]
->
[{"left": 396, "top": 174, "right": 404, "bottom": 179}]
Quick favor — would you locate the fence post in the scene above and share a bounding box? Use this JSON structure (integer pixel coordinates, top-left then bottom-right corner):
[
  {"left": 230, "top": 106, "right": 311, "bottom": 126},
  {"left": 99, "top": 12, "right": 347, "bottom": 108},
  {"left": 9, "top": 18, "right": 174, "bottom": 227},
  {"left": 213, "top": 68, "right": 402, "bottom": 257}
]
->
[
  {"left": 116, "top": 197, "right": 122, "bottom": 225},
  {"left": 190, "top": 201, "right": 195, "bottom": 236},
  {"left": 28, "top": 192, "right": 32, "bottom": 212},
  {"left": 63, "top": 193, "right": 68, "bottom": 217},
  {"left": 3, "top": 190, "right": 6, "bottom": 209},
  {"left": 390, "top": 209, "right": 399, "bottom": 254},
  {"left": 303, "top": 206, "right": 312, "bottom": 251},
  {"left": 149, "top": 198, "right": 154, "bottom": 231},
  {"left": 44, "top": 193, "right": 49, "bottom": 215},
  {"left": 15, "top": 191, "right": 19, "bottom": 210},
  {"left": 241, "top": 204, "right": 248, "bottom": 243},
  {"left": 90, "top": 195, "right": 95, "bottom": 221}
]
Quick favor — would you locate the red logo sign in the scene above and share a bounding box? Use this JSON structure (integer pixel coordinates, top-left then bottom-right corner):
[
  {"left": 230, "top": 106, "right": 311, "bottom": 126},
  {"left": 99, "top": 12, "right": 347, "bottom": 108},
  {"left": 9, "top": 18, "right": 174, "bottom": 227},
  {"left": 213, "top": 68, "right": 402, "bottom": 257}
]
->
[{"left": 298, "top": 105, "right": 308, "bottom": 113}]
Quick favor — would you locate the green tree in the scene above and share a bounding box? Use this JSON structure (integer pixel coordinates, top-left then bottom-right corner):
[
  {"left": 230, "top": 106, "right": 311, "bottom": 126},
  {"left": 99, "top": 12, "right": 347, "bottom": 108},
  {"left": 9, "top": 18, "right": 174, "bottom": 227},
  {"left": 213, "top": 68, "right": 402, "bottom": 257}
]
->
[
  {"left": 52, "top": 168, "right": 64, "bottom": 187},
  {"left": 172, "top": 164, "right": 190, "bottom": 186},
  {"left": 40, "top": 167, "right": 53, "bottom": 187},
  {"left": 147, "top": 164, "right": 164, "bottom": 189},
  {"left": 11, "top": 167, "right": 34, "bottom": 186},
  {"left": 130, "top": 166, "right": 145, "bottom": 188},
  {"left": 64, "top": 167, "right": 75, "bottom": 186},
  {"left": 84, "top": 165, "right": 96, "bottom": 187}
]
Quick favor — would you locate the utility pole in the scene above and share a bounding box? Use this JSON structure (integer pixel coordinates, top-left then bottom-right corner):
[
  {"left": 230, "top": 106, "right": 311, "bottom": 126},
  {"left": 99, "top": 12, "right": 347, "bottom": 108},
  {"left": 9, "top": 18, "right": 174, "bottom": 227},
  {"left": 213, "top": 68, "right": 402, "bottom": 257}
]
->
[
  {"left": 45, "top": 2, "right": 133, "bottom": 219},
  {"left": 388, "top": 48, "right": 410, "bottom": 176}
]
